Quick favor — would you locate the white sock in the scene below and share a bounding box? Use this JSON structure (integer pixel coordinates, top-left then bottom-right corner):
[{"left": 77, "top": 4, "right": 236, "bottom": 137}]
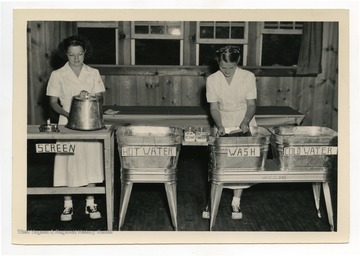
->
[
  {"left": 64, "top": 199, "right": 73, "bottom": 208},
  {"left": 231, "top": 197, "right": 241, "bottom": 207},
  {"left": 86, "top": 198, "right": 95, "bottom": 206}
]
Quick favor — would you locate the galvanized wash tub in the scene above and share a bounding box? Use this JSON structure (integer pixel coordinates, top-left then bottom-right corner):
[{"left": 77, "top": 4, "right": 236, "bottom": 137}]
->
[
  {"left": 269, "top": 126, "right": 338, "bottom": 171},
  {"left": 209, "top": 126, "right": 271, "bottom": 172},
  {"left": 116, "top": 125, "right": 183, "bottom": 230},
  {"left": 116, "top": 126, "right": 183, "bottom": 177}
]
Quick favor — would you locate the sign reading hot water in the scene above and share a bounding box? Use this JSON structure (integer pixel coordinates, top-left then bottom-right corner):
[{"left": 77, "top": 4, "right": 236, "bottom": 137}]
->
[{"left": 122, "top": 146, "right": 177, "bottom": 156}]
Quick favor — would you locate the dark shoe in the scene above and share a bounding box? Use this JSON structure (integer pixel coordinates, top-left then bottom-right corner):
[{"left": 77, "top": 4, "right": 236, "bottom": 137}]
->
[{"left": 85, "top": 204, "right": 101, "bottom": 219}]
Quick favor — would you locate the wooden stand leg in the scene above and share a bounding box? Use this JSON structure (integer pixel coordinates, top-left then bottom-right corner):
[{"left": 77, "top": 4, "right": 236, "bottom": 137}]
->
[
  {"left": 322, "top": 182, "right": 335, "bottom": 231},
  {"left": 165, "top": 181, "right": 178, "bottom": 231},
  {"left": 202, "top": 174, "right": 211, "bottom": 219},
  {"left": 104, "top": 137, "right": 114, "bottom": 231},
  {"left": 210, "top": 182, "right": 223, "bottom": 231},
  {"left": 118, "top": 180, "right": 133, "bottom": 230},
  {"left": 312, "top": 182, "right": 322, "bottom": 218}
]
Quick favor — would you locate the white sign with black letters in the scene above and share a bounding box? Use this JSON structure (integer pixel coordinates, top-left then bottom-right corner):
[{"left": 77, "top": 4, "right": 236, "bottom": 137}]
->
[
  {"left": 284, "top": 146, "right": 338, "bottom": 156},
  {"left": 227, "top": 147, "right": 260, "bottom": 157},
  {"left": 122, "top": 146, "right": 177, "bottom": 156},
  {"left": 35, "top": 143, "right": 76, "bottom": 154}
]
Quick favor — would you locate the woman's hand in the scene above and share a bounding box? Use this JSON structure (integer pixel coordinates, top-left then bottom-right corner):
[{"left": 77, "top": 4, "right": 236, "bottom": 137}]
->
[
  {"left": 79, "top": 90, "right": 90, "bottom": 98},
  {"left": 49, "top": 96, "right": 69, "bottom": 118},
  {"left": 241, "top": 100, "right": 256, "bottom": 132},
  {"left": 240, "top": 123, "right": 249, "bottom": 132},
  {"left": 240, "top": 117, "right": 250, "bottom": 132},
  {"left": 217, "top": 126, "right": 226, "bottom": 137}
]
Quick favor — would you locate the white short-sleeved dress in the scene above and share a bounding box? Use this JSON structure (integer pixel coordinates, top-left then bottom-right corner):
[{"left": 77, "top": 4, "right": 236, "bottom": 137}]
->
[
  {"left": 46, "top": 62, "right": 105, "bottom": 187},
  {"left": 206, "top": 67, "right": 257, "bottom": 189},
  {"left": 206, "top": 67, "right": 257, "bottom": 132}
]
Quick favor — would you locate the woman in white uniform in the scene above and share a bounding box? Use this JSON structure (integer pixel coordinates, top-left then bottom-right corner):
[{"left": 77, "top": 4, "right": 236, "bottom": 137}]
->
[
  {"left": 46, "top": 35, "right": 105, "bottom": 221},
  {"left": 206, "top": 45, "right": 257, "bottom": 219}
]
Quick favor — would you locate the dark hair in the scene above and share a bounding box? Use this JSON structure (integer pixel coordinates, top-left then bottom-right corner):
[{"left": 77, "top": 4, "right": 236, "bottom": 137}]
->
[
  {"left": 57, "top": 35, "right": 93, "bottom": 61},
  {"left": 215, "top": 45, "right": 241, "bottom": 63}
]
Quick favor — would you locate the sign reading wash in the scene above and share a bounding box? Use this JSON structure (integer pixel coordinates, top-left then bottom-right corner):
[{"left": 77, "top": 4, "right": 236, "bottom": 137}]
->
[
  {"left": 122, "top": 146, "right": 177, "bottom": 156},
  {"left": 227, "top": 147, "right": 260, "bottom": 157},
  {"left": 284, "top": 146, "right": 338, "bottom": 156}
]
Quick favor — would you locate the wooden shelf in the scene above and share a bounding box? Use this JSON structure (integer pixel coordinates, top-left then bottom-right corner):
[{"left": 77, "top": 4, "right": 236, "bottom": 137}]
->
[{"left": 182, "top": 141, "right": 209, "bottom": 146}]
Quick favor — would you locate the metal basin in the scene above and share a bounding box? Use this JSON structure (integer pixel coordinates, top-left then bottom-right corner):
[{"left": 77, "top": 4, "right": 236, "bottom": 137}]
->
[
  {"left": 66, "top": 94, "right": 104, "bottom": 131},
  {"left": 208, "top": 126, "right": 271, "bottom": 171},
  {"left": 116, "top": 125, "right": 183, "bottom": 170},
  {"left": 269, "top": 126, "right": 338, "bottom": 171}
]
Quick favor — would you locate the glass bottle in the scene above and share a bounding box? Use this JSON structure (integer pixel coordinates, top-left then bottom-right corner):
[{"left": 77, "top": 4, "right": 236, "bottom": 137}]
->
[
  {"left": 196, "top": 127, "right": 208, "bottom": 143},
  {"left": 184, "top": 127, "right": 196, "bottom": 142}
]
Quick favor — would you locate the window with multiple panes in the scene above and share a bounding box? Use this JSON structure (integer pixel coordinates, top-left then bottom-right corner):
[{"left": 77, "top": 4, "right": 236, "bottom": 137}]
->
[
  {"left": 77, "top": 21, "right": 118, "bottom": 65},
  {"left": 260, "top": 22, "right": 303, "bottom": 66},
  {"left": 196, "top": 21, "right": 248, "bottom": 66},
  {"left": 131, "top": 21, "right": 184, "bottom": 65},
  {"left": 76, "top": 21, "right": 303, "bottom": 67}
]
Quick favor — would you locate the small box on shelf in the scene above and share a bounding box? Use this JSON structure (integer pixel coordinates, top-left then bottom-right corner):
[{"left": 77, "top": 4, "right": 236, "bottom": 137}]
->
[{"left": 183, "top": 126, "right": 211, "bottom": 146}]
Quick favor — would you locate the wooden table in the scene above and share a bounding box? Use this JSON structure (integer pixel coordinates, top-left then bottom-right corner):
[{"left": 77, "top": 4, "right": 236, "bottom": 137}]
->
[
  {"left": 27, "top": 125, "right": 115, "bottom": 231},
  {"left": 103, "top": 106, "right": 305, "bottom": 129},
  {"left": 206, "top": 159, "right": 335, "bottom": 231}
]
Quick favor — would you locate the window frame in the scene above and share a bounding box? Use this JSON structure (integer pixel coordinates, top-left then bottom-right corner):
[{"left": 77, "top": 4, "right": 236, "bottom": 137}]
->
[
  {"left": 196, "top": 21, "right": 249, "bottom": 66},
  {"left": 130, "top": 21, "right": 184, "bottom": 65},
  {"left": 77, "top": 21, "right": 119, "bottom": 65},
  {"left": 76, "top": 21, "right": 303, "bottom": 68},
  {"left": 259, "top": 22, "right": 303, "bottom": 66},
  {"left": 131, "top": 21, "right": 184, "bottom": 39}
]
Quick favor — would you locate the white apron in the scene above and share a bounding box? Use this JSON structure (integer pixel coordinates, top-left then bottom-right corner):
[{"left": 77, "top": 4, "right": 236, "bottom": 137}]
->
[{"left": 47, "top": 63, "right": 105, "bottom": 187}]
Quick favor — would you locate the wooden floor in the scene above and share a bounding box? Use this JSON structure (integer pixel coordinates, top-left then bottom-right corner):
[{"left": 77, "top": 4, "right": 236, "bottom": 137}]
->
[{"left": 27, "top": 144, "right": 337, "bottom": 232}]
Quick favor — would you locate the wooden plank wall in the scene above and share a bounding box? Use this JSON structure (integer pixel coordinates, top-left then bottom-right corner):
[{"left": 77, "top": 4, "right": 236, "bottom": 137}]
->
[
  {"left": 27, "top": 21, "right": 76, "bottom": 124},
  {"left": 313, "top": 23, "right": 339, "bottom": 130},
  {"left": 27, "top": 22, "right": 338, "bottom": 131},
  {"left": 98, "top": 66, "right": 209, "bottom": 107},
  {"left": 102, "top": 74, "right": 207, "bottom": 106}
]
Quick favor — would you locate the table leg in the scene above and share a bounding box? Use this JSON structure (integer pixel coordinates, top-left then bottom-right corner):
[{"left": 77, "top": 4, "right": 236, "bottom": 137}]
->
[
  {"left": 104, "top": 137, "right": 114, "bottom": 231},
  {"left": 210, "top": 182, "right": 223, "bottom": 231},
  {"left": 110, "top": 134, "right": 115, "bottom": 229},
  {"left": 165, "top": 181, "right": 178, "bottom": 231},
  {"left": 322, "top": 182, "right": 335, "bottom": 231},
  {"left": 312, "top": 182, "right": 322, "bottom": 218},
  {"left": 119, "top": 180, "right": 133, "bottom": 230},
  {"left": 202, "top": 171, "right": 211, "bottom": 219}
]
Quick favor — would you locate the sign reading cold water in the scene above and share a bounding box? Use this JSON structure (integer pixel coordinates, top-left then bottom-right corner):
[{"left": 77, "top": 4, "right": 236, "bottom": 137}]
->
[
  {"left": 283, "top": 146, "right": 338, "bottom": 156},
  {"left": 36, "top": 143, "right": 76, "bottom": 153},
  {"left": 122, "top": 146, "right": 177, "bottom": 156},
  {"left": 227, "top": 147, "right": 260, "bottom": 157}
]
